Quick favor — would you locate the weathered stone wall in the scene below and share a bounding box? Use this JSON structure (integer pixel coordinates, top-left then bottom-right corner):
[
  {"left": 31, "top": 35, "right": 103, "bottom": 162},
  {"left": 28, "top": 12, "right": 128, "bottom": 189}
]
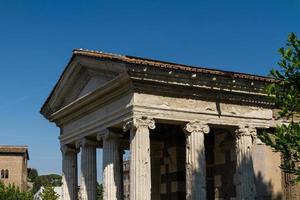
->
[
  {"left": 159, "top": 125, "right": 186, "bottom": 200},
  {"left": 60, "top": 92, "right": 134, "bottom": 146},
  {"left": 133, "top": 93, "right": 273, "bottom": 128},
  {"left": 282, "top": 173, "right": 300, "bottom": 200},
  {"left": 205, "top": 129, "right": 236, "bottom": 199},
  {"left": 0, "top": 154, "right": 27, "bottom": 191},
  {"left": 151, "top": 144, "right": 162, "bottom": 200},
  {"left": 252, "top": 142, "right": 283, "bottom": 199}
]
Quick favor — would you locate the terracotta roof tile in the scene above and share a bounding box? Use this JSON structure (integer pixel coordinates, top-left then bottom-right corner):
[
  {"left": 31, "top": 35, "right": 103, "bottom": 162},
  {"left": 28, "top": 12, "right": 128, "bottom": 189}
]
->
[{"left": 73, "top": 48, "right": 274, "bottom": 82}]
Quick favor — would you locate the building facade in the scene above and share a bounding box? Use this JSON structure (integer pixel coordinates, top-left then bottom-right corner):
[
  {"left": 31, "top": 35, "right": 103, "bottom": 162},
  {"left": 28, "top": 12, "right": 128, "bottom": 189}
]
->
[
  {"left": 0, "top": 145, "right": 29, "bottom": 191},
  {"left": 41, "top": 49, "right": 299, "bottom": 200}
]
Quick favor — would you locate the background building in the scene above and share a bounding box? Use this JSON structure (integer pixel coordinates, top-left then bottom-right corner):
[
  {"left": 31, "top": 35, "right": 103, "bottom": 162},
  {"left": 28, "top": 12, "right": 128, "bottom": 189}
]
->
[{"left": 0, "top": 145, "right": 29, "bottom": 191}]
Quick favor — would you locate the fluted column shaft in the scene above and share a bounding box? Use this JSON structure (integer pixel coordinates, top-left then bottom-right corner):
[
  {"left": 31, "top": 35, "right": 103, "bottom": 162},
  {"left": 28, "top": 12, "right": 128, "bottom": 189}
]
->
[
  {"left": 123, "top": 117, "right": 155, "bottom": 200},
  {"left": 80, "top": 139, "right": 97, "bottom": 200},
  {"left": 184, "top": 121, "right": 210, "bottom": 200},
  {"left": 235, "top": 126, "right": 256, "bottom": 200},
  {"left": 61, "top": 146, "right": 78, "bottom": 200},
  {"left": 103, "top": 131, "right": 122, "bottom": 200}
]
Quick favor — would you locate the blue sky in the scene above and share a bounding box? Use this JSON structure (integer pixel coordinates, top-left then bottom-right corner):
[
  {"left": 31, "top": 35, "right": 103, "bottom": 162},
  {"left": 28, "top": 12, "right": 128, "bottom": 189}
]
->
[{"left": 0, "top": 0, "right": 299, "bottom": 178}]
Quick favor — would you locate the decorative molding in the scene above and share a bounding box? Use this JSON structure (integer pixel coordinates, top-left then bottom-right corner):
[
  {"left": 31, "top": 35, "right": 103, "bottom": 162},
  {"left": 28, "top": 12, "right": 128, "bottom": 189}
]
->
[
  {"left": 130, "top": 69, "right": 274, "bottom": 107},
  {"left": 48, "top": 73, "right": 131, "bottom": 124},
  {"left": 60, "top": 106, "right": 133, "bottom": 145},
  {"left": 96, "top": 129, "right": 109, "bottom": 141},
  {"left": 133, "top": 104, "right": 274, "bottom": 128},
  {"left": 123, "top": 116, "right": 155, "bottom": 132},
  {"left": 97, "top": 129, "right": 122, "bottom": 141},
  {"left": 184, "top": 120, "right": 210, "bottom": 135},
  {"left": 60, "top": 145, "right": 78, "bottom": 155},
  {"left": 77, "top": 138, "right": 98, "bottom": 148}
]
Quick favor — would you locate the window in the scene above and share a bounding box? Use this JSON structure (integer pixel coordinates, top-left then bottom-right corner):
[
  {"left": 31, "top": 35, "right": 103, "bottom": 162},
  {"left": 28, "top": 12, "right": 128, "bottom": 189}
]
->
[
  {"left": 4, "top": 170, "right": 9, "bottom": 179},
  {"left": 0, "top": 169, "right": 9, "bottom": 179}
]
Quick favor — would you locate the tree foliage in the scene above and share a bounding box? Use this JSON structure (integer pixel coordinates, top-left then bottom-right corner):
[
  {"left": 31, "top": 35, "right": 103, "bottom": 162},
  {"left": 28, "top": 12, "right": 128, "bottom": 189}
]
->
[
  {"left": 39, "top": 185, "right": 59, "bottom": 200},
  {"left": 260, "top": 32, "right": 300, "bottom": 183},
  {"left": 97, "top": 183, "right": 103, "bottom": 200},
  {"left": 27, "top": 168, "right": 38, "bottom": 183},
  {"left": 33, "top": 174, "right": 62, "bottom": 193},
  {"left": 0, "top": 181, "right": 33, "bottom": 200}
]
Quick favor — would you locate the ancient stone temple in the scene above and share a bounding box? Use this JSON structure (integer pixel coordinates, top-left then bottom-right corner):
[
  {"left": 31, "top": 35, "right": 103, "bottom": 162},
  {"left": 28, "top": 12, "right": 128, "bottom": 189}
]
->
[{"left": 41, "top": 49, "right": 299, "bottom": 200}]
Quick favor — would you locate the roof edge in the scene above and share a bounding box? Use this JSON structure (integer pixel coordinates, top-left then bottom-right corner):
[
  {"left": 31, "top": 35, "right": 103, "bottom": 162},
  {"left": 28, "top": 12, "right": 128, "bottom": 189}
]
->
[
  {"left": 73, "top": 48, "right": 274, "bottom": 82},
  {"left": 41, "top": 48, "right": 275, "bottom": 119}
]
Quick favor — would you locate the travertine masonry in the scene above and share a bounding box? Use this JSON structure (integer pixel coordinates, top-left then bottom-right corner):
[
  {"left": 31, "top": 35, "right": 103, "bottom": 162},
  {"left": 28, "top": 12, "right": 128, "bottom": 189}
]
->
[
  {"left": 235, "top": 126, "right": 256, "bottom": 199},
  {"left": 123, "top": 117, "right": 155, "bottom": 200},
  {"left": 103, "top": 131, "right": 122, "bottom": 200},
  {"left": 80, "top": 139, "right": 97, "bottom": 200},
  {"left": 184, "top": 121, "right": 210, "bottom": 200},
  {"left": 41, "top": 49, "right": 297, "bottom": 200},
  {"left": 61, "top": 146, "right": 78, "bottom": 200}
]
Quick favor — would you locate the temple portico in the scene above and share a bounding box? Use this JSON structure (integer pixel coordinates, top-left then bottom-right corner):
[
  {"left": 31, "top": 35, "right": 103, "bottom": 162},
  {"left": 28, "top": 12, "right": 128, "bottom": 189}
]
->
[
  {"left": 59, "top": 120, "right": 260, "bottom": 200},
  {"left": 41, "top": 49, "right": 293, "bottom": 199}
]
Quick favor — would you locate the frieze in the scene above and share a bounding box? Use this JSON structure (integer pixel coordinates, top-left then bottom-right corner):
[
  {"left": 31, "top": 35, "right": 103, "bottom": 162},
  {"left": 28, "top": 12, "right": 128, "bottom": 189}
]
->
[{"left": 127, "top": 64, "right": 268, "bottom": 95}]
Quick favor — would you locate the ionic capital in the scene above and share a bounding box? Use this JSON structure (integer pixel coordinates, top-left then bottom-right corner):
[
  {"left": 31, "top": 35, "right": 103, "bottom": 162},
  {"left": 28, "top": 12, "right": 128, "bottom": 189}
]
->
[
  {"left": 123, "top": 116, "right": 155, "bottom": 132},
  {"left": 184, "top": 120, "right": 210, "bottom": 135},
  {"left": 235, "top": 125, "right": 257, "bottom": 139},
  {"left": 97, "top": 129, "right": 109, "bottom": 141},
  {"left": 77, "top": 138, "right": 98, "bottom": 148},
  {"left": 60, "top": 145, "right": 78, "bottom": 155},
  {"left": 97, "top": 129, "right": 122, "bottom": 141},
  {"left": 105, "top": 132, "right": 122, "bottom": 141}
]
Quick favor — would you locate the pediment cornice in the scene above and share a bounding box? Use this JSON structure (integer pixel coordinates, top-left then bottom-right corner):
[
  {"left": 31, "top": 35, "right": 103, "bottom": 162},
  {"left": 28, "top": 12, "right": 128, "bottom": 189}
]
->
[
  {"left": 126, "top": 64, "right": 274, "bottom": 107},
  {"left": 41, "top": 50, "right": 275, "bottom": 123},
  {"left": 41, "top": 56, "right": 128, "bottom": 119},
  {"left": 48, "top": 73, "right": 132, "bottom": 125}
]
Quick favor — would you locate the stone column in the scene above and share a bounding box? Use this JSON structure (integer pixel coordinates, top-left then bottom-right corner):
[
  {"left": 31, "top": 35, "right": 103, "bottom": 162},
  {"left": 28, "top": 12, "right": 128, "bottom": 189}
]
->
[
  {"left": 61, "top": 145, "right": 78, "bottom": 200},
  {"left": 102, "top": 130, "right": 122, "bottom": 200},
  {"left": 123, "top": 116, "right": 155, "bottom": 200},
  {"left": 234, "top": 126, "right": 256, "bottom": 200},
  {"left": 184, "top": 121, "right": 210, "bottom": 200},
  {"left": 80, "top": 139, "right": 97, "bottom": 200},
  {"left": 119, "top": 150, "right": 124, "bottom": 199}
]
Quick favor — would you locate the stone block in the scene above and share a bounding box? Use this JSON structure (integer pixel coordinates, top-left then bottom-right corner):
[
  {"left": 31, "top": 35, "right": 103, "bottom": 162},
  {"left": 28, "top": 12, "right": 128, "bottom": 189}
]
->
[{"left": 214, "top": 175, "right": 222, "bottom": 187}]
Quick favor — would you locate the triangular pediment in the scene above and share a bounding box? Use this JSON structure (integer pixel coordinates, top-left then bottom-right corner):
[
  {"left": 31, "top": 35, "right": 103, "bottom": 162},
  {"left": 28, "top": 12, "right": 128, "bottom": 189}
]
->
[
  {"left": 42, "top": 55, "right": 128, "bottom": 117},
  {"left": 60, "top": 68, "right": 117, "bottom": 107},
  {"left": 41, "top": 49, "right": 274, "bottom": 121}
]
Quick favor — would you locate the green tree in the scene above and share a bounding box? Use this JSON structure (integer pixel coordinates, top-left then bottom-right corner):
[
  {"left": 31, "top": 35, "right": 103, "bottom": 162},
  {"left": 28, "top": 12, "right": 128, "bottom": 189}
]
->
[
  {"left": 27, "top": 168, "right": 38, "bottom": 182},
  {"left": 0, "top": 181, "right": 33, "bottom": 200},
  {"left": 260, "top": 32, "right": 300, "bottom": 183},
  {"left": 97, "top": 183, "right": 103, "bottom": 200},
  {"left": 33, "top": 174, "right": 62, "bottom": 193},
  {"left": 39, "top": 185, "right": 59, "bottom": 200}
]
